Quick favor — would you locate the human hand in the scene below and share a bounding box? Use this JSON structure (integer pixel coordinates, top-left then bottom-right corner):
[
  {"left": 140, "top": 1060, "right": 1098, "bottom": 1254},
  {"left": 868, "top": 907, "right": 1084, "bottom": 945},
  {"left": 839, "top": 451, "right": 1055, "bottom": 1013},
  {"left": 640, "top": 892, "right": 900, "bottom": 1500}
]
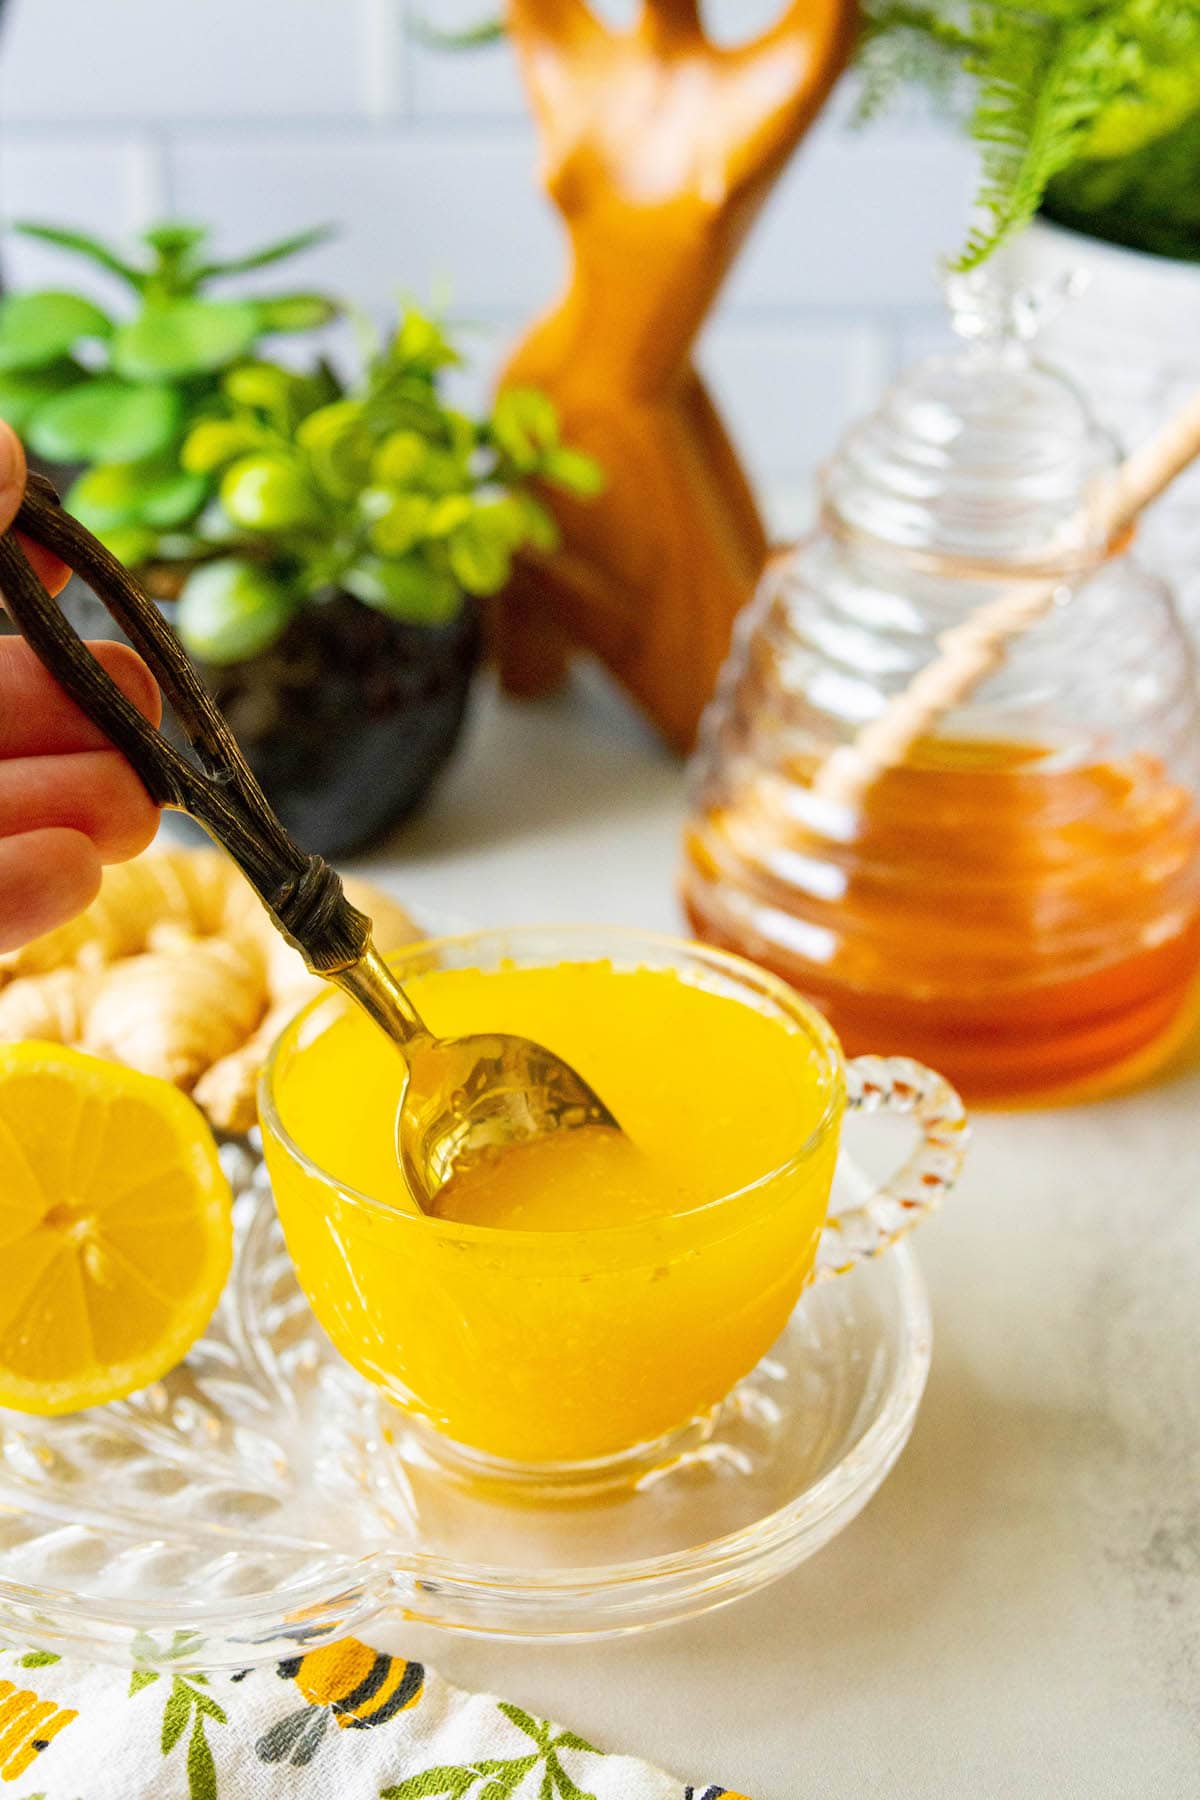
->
[{"left": 0, "top": 423, "right": 162, "bottom": 951}]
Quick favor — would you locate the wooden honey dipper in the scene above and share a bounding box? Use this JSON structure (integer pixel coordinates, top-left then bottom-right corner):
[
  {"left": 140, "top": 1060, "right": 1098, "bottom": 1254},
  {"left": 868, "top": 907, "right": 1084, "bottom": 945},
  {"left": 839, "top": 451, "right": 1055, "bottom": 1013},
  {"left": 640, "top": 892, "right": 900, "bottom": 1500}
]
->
[{"left": 812, "top": 389, "right": 1200, "bottom": 811}]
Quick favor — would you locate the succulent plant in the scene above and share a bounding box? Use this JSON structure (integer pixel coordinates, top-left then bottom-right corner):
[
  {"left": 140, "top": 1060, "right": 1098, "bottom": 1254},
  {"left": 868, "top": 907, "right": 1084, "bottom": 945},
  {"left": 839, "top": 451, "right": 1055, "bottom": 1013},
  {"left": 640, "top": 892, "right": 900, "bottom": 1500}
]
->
[
  {"left": 0, "top": 220, "right": 339, "bottom": 561},
  {"left": 174, "top": 307, "right": 604, "bottom": 665}
]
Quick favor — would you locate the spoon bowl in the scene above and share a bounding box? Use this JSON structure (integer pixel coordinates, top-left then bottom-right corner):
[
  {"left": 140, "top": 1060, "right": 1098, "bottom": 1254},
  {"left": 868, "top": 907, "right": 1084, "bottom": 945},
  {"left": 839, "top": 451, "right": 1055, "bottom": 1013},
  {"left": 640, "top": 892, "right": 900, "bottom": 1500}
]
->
[
  {"left": 396, "top": 1027, "right": 621, "bottom": 1206},
  {"left": 333, "top": 948, "right": 621, "bottom": 1212}
]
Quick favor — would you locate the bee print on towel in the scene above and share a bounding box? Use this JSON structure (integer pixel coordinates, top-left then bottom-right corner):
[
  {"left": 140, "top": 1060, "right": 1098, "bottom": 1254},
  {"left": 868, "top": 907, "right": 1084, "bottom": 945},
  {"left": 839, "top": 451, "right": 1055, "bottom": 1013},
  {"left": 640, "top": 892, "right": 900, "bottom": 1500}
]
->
[
  {"left": 0, "top": 1678, "right": 76, "bottom": 1783},
  {"left": 257, "top": 1641, "right": 424, "bottom": 1767},
  {"left": 685, "top": 1788, "right": 752, "bottom": 1799}
]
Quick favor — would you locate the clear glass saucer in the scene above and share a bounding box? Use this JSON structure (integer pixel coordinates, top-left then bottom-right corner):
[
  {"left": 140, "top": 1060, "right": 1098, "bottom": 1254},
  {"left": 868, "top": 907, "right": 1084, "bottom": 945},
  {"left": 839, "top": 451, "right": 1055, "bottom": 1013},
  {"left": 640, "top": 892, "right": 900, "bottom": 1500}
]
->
[{"left": 0, "top": 1146, "right": 931, "bottom": 1670}]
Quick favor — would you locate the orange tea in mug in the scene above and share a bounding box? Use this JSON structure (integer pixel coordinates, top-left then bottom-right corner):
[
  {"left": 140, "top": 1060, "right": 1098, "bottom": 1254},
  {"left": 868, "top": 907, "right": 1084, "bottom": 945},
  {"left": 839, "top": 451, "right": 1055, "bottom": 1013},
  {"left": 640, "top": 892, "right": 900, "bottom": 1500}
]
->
[{"left": 261, "top": 929, "right": 965, "bottom": 1482}]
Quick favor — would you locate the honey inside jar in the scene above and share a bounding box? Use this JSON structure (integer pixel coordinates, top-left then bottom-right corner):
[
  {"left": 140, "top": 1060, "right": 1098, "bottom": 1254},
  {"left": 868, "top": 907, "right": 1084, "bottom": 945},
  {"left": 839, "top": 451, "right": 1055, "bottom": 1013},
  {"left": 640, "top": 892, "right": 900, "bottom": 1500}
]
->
[
  {"left": 683, "top": 736, "right": 1200, "bottom": 1103},
  {"left": 263, "top": 957, "right": 842, "bottom": 1465}
]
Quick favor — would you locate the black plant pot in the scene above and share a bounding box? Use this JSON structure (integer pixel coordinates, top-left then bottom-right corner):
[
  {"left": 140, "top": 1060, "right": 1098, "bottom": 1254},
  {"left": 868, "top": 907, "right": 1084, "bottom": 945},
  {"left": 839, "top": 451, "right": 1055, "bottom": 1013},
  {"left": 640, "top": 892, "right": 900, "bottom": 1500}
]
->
[
  {"left": 193, "top": 593, "right": 482, "bottom": 859},
  {"left": 1, "top": 552, "right": 480, "bottom": 858}
]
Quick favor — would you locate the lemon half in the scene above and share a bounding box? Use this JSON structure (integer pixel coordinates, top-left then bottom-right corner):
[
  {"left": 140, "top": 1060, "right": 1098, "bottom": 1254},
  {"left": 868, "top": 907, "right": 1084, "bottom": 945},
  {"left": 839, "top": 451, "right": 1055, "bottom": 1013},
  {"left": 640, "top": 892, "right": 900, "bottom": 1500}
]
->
[{"left": 0, "top": 1043, "right": 233, "bottom": 1416}]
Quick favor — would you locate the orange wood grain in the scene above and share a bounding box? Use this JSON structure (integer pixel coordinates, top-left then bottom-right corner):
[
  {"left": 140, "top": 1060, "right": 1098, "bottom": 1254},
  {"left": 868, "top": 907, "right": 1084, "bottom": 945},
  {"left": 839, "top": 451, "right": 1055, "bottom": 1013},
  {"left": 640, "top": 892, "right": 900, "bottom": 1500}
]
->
[{"left": 498, "top": 0, "right": 857, "bottom": 749}]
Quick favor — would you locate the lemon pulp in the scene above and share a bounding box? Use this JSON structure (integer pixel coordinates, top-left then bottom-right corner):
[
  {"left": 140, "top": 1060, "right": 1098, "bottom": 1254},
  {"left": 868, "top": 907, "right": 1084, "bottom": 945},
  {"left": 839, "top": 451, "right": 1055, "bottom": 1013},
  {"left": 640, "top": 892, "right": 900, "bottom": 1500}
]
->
[{"left": 0, "top": 1042, "right": 233, "bottom": 1416}]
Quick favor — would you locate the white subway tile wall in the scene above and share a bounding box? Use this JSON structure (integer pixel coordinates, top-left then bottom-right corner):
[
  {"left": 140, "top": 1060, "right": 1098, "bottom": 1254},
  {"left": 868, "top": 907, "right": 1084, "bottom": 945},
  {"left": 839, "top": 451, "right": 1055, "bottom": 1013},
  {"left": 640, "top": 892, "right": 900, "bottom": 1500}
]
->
[{"left": 0, "top": 0, "right": 972, "bottom": 522}]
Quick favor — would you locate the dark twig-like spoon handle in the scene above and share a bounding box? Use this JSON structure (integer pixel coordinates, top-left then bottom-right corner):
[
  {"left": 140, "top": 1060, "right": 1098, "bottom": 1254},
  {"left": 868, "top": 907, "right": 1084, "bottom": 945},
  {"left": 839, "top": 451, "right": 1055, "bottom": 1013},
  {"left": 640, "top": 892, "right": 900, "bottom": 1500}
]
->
[
  {"left": 4, "top": 473, "right": 624, "bottom": 1214},
  {"left": 1, "top": 472, "right": 372, "bottom": 976}
]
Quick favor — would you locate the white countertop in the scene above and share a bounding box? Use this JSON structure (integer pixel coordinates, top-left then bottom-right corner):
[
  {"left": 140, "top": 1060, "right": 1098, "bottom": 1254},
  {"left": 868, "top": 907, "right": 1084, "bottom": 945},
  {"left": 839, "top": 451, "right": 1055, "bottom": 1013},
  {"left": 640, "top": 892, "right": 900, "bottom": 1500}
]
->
[{"left": 351, "top": 667, "right": 1200, "bottom": 1800}]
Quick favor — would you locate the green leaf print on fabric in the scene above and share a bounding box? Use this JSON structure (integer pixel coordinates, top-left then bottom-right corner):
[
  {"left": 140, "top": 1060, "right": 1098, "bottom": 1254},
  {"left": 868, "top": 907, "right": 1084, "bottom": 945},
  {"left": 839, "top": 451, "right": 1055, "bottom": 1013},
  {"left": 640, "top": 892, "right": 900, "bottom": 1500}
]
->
[
  {"left": 381, "top": 1701, "right": 603, "bottom": 1800},
  {"left": 187, "top": 1712, "right": 219, "bottom": 1800},
  {"left": 132, "top": 1670, "right": 228, "bottom": 1800},
  {"left": 161, "top": 1682, "right": 191, "bottom": 1755},
  {"left": 129, "top": 1627, "right": 208, "bottom": 1666}
]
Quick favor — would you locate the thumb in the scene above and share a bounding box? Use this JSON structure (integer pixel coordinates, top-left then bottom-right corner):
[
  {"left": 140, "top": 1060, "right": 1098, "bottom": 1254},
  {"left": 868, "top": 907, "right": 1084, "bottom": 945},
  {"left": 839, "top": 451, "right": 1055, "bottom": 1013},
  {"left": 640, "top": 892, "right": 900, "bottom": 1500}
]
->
[{"left": 0, "top": 421, "right": 72, "bottom": 596}]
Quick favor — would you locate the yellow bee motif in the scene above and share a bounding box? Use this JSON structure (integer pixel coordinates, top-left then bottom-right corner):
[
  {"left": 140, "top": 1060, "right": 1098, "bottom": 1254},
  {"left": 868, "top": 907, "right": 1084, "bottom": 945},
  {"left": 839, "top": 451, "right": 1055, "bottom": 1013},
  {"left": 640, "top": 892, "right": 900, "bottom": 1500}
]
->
[
  {"left": 0, "top": 1678, "right": 76, "bottom": 1783},
  {"left": 257, "top": 1641, "right": 424, "bottom": 1767},
  {"left": 685, "top": 1789, "right": 752, "bottom": 1800}
]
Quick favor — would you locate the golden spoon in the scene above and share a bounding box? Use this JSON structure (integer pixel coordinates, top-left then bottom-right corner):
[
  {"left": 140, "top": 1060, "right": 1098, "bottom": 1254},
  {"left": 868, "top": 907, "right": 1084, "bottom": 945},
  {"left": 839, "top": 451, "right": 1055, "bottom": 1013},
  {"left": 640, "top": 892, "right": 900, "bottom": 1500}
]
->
[
  {"left": 1, "top": 473, "right": 620, "bottom": 1211},
  {"left": 337, "top": 946, "right": 618, "bottom": 1204}
]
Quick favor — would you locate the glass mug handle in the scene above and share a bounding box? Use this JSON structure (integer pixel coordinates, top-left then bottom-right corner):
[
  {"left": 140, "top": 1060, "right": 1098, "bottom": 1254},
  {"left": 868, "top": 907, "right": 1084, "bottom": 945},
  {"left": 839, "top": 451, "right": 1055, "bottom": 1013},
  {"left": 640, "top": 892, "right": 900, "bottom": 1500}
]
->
[{"left": 814, "top": 1055, "right": 969, "bottom": 1281}]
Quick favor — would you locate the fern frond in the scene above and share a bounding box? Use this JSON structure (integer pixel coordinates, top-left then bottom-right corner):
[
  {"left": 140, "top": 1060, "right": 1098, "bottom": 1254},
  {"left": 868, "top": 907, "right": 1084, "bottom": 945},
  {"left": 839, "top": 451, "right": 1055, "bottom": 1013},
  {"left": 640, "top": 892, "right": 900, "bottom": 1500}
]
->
[
  {"left": 854, "top": 8, "right": 979, "bottom": 124},
  {"left": 863, "top": 0, "right": 1200, "bottom": 266},
  {"left": 955, "top": 12, "right": 1133, "bottom": 268}
]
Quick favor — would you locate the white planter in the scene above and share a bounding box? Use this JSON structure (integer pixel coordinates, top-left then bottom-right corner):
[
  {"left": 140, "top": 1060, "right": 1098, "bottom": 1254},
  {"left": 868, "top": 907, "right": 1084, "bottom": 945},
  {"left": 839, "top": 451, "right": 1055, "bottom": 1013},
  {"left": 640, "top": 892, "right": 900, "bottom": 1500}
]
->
[{"left": 1013, "top": 218, "right": 1200, "bottom": 635}]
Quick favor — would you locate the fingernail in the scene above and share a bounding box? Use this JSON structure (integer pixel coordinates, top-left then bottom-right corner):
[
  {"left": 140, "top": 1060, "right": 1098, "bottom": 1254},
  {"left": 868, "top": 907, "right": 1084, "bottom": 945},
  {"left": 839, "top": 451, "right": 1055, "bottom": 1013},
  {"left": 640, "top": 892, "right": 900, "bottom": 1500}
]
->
[{"left": 0, "top": 422, "right": 22, "bottom": 497}]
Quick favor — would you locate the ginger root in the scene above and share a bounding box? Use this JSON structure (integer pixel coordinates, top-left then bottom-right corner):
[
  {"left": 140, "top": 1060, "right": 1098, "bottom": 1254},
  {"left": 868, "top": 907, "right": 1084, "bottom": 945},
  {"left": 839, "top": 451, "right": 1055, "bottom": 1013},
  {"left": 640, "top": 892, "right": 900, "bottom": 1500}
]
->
[
  {"left": 84, "top": 936, "right": 266, "bottom": 1089},
  {"left": 193, "top": 878, "right": 425, "bottom": 1131},
  {"left": 192, "top": 998, "right": 315, "bottom": 1134},
  {"left": 0, "top": 966, "right": 106, "bottom": 1043},
  {"left": 0, "top": 849, "right": 236, "bottom": 978},
  {"left": 0, "top": 849, "right": 423, "bottom": 1127}
]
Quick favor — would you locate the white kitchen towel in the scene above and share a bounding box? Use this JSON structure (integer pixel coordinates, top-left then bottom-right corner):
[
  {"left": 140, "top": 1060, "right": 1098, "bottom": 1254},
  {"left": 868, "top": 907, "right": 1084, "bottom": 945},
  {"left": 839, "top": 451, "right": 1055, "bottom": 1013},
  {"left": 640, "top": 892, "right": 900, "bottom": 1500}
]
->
[{"left": 0, "top": 1639, "right": 748, "bottom": 1799}]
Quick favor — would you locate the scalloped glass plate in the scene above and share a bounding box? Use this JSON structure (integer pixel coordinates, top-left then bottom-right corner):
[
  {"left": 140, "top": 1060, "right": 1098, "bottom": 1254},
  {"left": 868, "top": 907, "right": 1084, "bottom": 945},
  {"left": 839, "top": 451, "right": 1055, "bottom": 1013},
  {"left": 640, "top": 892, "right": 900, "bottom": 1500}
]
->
[{"left": 0, "top": 1146, "right": 931, "bottom": 1670}]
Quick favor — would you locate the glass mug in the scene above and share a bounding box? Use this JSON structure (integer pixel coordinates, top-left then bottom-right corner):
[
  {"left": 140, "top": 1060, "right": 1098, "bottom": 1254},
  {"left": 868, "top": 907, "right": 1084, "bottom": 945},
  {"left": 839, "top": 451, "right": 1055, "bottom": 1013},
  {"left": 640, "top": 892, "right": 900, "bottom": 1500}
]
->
[{"left": 260, "top": 928, "right": 967, "bottom": 1490}]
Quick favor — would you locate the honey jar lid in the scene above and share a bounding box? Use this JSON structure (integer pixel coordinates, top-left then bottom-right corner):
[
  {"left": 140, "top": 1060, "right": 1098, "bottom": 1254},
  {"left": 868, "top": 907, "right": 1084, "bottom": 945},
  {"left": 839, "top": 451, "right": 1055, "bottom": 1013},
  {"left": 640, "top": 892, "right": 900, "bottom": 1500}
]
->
[{"left": 823, "top": 268, "right": 1122, "bottom": 571}]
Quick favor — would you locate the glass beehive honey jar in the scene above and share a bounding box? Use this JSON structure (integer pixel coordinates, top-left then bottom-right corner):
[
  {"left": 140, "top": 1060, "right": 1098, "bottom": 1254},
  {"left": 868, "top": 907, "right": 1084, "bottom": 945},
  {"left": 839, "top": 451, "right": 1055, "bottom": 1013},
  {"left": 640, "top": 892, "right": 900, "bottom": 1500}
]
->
[{"left": 682, "top": 279, "right": 1200, "bottom": 1103}]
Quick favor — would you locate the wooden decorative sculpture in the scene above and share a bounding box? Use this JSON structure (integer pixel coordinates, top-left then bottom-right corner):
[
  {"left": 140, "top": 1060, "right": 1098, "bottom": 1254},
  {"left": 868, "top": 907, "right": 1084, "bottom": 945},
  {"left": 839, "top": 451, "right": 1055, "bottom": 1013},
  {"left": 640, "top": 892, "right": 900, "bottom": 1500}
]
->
[{"left": 498, "top": 0, "right": 857, "bottom": 750}]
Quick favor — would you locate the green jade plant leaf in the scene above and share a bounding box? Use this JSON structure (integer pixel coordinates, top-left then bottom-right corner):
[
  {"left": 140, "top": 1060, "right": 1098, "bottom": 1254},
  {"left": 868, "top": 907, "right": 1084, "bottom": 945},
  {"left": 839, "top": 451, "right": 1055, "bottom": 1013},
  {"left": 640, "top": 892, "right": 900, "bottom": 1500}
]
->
[
  {"left": 0, "top": 290, "right": 111, "bottom": 369},
  {"left": 30, "top": 378, "right": 181, "bottom": 463},
  {"left": 113, "top": 298, "right": 263, "bottom": 381},
  {"left": 0, "top": 218, "right": 339, "bottom": 553},
  {"left": 174, "top": 306, "right": 604, "bottom": 665}
]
